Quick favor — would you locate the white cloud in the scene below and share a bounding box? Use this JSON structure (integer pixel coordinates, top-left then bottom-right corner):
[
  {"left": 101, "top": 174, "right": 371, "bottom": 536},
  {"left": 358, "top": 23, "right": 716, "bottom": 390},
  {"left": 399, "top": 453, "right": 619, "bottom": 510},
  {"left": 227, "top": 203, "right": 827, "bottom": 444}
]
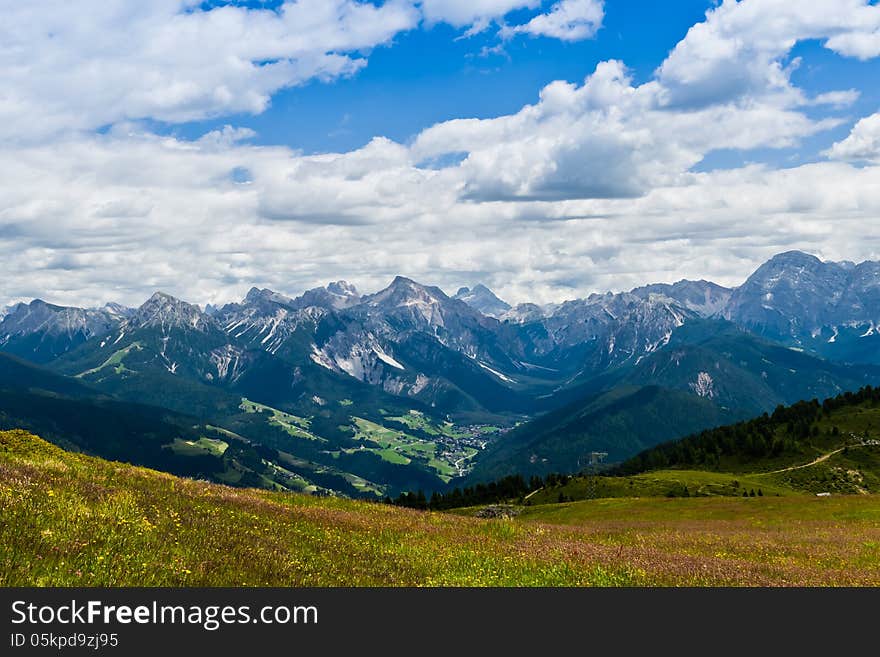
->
[
  {"left": 0, "top": 1, "right": 420, "bottom": 140},
  {"left": 404, "top": 0, "right": 878, "bottom": 203},
  {"left": 411, "top": 59, "right": 838, "bottom": 201},
  {"left": 503, "top": 0, "right": 604, "bottom": 42},
  {"left": 826, "top": 112, "right": 880, "bottom": 163},
  {"left": 3, "top": 0, "right": 880, "bottom": 309},
  {"left": 197, "top": 126, "right": 258, "bottom": 149},
  {"left": 0, "top": 1, "right": 613, "bottom": 144},
  {"left": 807, "top": 90, "right": 861, "bottom": 109},
  {"left": 825, "top": 28, "right": 880, "bottom": 60},
  {"left": 4, "top": 124, "right": 880, "bottom": 309},
  {"left": 657, "top": 0, "right": 880, "bottom": 108},
  {"left": 419, "top": 1, "right": 540, "bottom": 27}
]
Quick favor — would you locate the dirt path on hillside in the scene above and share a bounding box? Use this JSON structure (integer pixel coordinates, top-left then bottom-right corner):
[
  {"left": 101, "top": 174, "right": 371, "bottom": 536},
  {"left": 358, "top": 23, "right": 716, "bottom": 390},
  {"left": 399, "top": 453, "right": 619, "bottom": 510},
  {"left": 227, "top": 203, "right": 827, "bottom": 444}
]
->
[{"left": 765, "top": 447, "right": 847, "bottom": 474}]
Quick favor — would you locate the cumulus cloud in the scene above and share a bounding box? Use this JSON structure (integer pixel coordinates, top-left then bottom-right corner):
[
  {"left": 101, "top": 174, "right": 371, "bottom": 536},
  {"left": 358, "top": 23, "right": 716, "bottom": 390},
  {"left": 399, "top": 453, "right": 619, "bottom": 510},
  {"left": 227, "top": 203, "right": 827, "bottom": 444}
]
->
[
  {"left": 4, "top": 125, "right": 880, "bottom": 309},
  {"left": 825, "top": 27, "right": 880, "bottom": 60},
  {"left": 404, "top": 0, "right": 878, "bottom": 202},
  {"left": 503, "top": 0, "right": 604, "bottom": 42},
  {"left": 411, "top": 59, "right": 838, "bottom": 201},
  {"left": 807, "top": 90, "right": 861, "bottom": 109},
  {"left": 3, "top": 0, "right": 880, "bottom": 308},
  {"left": 657, "top": 0, "right": 880, "bottom": 108},
  {"left": 826, "top": 112, "right": 880, "bottom": 163},
  {"left": 0, "top": 1, "right": 613, "bottom": 143},
  {"left": 0, "top": 0, "right": 420, "bottom": 140}
]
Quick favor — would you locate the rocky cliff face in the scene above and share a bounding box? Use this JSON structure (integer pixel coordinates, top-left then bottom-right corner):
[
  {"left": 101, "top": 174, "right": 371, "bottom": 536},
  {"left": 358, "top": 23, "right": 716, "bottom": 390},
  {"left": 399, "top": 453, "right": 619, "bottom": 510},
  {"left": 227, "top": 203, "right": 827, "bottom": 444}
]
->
[
  {"left": 7, "top": 250, "right": 880, "bottom": 412},
  {"left": 0, "top": 299, "right": 123, "bottom": 363},
  {"left": 721, "top": 251, "right": 880, "bottom": 362},
  {"left": 453, "top": 284, "right": 511, "bottom": 318}
]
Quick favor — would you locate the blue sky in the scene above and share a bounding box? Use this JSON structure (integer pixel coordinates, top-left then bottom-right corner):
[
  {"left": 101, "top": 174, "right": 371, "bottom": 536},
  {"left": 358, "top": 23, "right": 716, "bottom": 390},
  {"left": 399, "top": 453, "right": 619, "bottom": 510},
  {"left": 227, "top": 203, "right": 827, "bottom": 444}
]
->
[
  {"left": 167, "top": 0, "right": 880, "bottom": 169},
  {"left": 172, "top": 1, "right": 714, "bottom": 152},
  {"left": 2, "top": 0, "right": 880, "bottom": 307}
]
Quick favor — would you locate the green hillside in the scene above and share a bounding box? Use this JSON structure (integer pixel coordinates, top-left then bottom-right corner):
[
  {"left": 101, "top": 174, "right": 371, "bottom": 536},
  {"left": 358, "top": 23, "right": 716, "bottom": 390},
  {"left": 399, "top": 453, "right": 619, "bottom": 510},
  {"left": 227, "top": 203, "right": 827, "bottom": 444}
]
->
[
  {"left": 522, "top": 386, "right": 880, "bottom": 505},
  {"left": 0, "top": 353, "right": 387, "bottom": 496},
  {"left": 475, "top": 322, "right": 880, "bottom": 482},
  {"left": 0, "top": 353, "right": 498, "bottom": 497},
  {"left": 469, "top": 385, "right": 734, "bottom": 480},
  {"left": 590, "top": 321, "right": 880, "bottom": 417},
  {"left": 618, "top": 386, "right": 880, "bottom": 478},
  {"left": 2, "top": 429, "right": 880, "bottom": 586},
  {"left": 0, "top": 429, "right": 630, "bottom": 586}
]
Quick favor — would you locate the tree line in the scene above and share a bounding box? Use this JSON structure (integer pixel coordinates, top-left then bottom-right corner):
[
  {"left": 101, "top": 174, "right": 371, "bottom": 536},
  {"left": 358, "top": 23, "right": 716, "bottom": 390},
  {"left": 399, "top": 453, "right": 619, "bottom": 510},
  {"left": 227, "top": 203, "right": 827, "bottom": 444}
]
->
[
  {"left": 388, "top": 473, "right": 573, "bottom": 510},
  {"left": 389, "top": 386, "right": 880, "bottom": 509},
  {"left": 615, "top": 385, "right": 880, "bottom": 475}
]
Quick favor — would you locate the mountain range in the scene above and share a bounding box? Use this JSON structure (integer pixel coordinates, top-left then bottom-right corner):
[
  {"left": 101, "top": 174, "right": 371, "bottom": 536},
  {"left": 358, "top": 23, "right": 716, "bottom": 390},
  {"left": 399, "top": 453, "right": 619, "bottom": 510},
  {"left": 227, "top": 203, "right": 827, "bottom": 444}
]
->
[{"left": 3, "top": 250, "right": 880, "bottom": 490}]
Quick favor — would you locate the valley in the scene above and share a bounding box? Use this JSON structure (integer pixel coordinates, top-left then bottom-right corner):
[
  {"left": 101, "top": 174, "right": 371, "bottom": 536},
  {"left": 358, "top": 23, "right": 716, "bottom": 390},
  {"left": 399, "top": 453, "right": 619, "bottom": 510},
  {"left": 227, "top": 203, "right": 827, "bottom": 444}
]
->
[
  {"left": 4, "top": 360, "right": 880, "bottom": 588},
  {"left": 4, "top": 250, "right": 880, "bottom": 498}
]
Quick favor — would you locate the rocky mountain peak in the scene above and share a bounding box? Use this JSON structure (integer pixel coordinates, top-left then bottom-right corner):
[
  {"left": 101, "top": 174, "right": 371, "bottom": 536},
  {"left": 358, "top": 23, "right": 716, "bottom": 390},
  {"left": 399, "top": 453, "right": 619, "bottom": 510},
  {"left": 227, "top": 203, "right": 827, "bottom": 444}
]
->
[
  {"left": 130, "top": 292, "right": 213, "bottom": 332},
  {"left": 243, "top": 287, "right": 295, "bottom": 307},
  {"left": 631, "top": 279, "right": 732, "bottom": 317},
  {"left": 0, "top": 298, "right": 122, "bottom": 362},
  {"left": 453, "top": 284, "right": 511, "bottom": 318},
  {"left": 366, "top": 276, "right": 449, "bottom": 309},
  {"left": 0, "top": 298, "right": 119, "bottom": 336},
  {"left": 102, "top": 302, "right": 134, "bottom": 320},
  {"left": 764, "top": 250, "right": 825, "bottom": 268},
  {"left": 500, "top": 303, "right": 549, "bottom": 324},
  {"left": 291, "top": 281, "right": 361, "bottom": 311},
  {"left": 244, "top": 287, "right": 266, "bottom": 303},
  {"left": 326, "top": 280, "right": 359, "bottom": 298},
  {"left": 721, "top": 251, "right": 880, "bottom": 342}
]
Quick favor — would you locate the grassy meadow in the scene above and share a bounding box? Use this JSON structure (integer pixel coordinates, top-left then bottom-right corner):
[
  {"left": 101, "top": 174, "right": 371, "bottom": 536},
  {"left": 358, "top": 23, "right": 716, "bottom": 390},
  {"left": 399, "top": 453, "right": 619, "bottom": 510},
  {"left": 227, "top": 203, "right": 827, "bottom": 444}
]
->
[{"left": 3, "top": 429, "right": 880, "bottom": 586}]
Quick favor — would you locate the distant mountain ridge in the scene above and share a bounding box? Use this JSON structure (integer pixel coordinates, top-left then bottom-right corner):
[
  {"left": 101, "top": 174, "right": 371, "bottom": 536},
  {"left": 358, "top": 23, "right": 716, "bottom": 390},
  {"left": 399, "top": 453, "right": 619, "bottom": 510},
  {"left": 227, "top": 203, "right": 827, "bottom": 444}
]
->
[
  {"left": 722, "top": 251, "right": 880, "bottom": 363},
  {"left": 0, "top": 299, "right": 128, "bottom": 363},
  {"left": 4, "top": 251, "right": 880, "bottom": 408},
  {"left": 5, "top": 250, "right": 880, "bottom": 491}
]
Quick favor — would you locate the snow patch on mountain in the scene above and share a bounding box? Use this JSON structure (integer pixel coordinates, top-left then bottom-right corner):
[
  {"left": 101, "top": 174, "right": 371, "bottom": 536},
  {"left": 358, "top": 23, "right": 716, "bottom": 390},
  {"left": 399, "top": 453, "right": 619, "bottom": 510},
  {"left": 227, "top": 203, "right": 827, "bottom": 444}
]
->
[
  {"left": 477, "top": 361, "right": 516, "bottom": 384},
  {"left": 373, "top": 346, "right": 404, "bottom": 370},
  {"left": 500, "top": 303, "right": 552, "bottom": 324},
  {"left": 310, "top": 344, "right": 335, "bottom": 371},
  {"left": 210, "top": 345, "right": 247, "bottom": 382},
  {"left": 690, "top": 371, "right": 716, "bottom": 399}
]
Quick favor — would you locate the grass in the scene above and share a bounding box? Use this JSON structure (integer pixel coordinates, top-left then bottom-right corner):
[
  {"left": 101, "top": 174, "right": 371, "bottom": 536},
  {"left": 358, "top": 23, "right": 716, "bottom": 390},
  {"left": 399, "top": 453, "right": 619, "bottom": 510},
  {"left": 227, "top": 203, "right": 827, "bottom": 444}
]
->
[
  {"left": 168, "top": 437, "right": 228, "bottom": 457},
  {"left": 75, "top": 342, "right": 142, "bottom": 378},
  {"left": 386, "top": 410, "right": 448, "bottom": 437},
  {"left": 352, "top": 416, "right": 439, "bottom": 463},
  {"left": 274, "top": 450, "right": 386, "bottom": 497},
  {"left": 764, "top": 447, "right": 880, "bottom": 494},
  {"left": 3, "top": 429, "right": 880, "bottom": 586},
  {"left": 376, "top": 448, "right": 411, "bottom": 465},
  {"left": 516, "top": 496, "right": 880, "bottom": 585},
  {"left": 239, "top": 397, "right": 325, "bottom": 442},
  {"left": 526, "top": 469, "right": 795, "bottom": 505},
  {"left": 388, "top": 413, "right": 439, "bottom": 436},
  {"left": 350, "top": 415, "right": 488, "bottom": 482},
  {"left": 530, "top": 402, "right": 880, "bottom": 504}
]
